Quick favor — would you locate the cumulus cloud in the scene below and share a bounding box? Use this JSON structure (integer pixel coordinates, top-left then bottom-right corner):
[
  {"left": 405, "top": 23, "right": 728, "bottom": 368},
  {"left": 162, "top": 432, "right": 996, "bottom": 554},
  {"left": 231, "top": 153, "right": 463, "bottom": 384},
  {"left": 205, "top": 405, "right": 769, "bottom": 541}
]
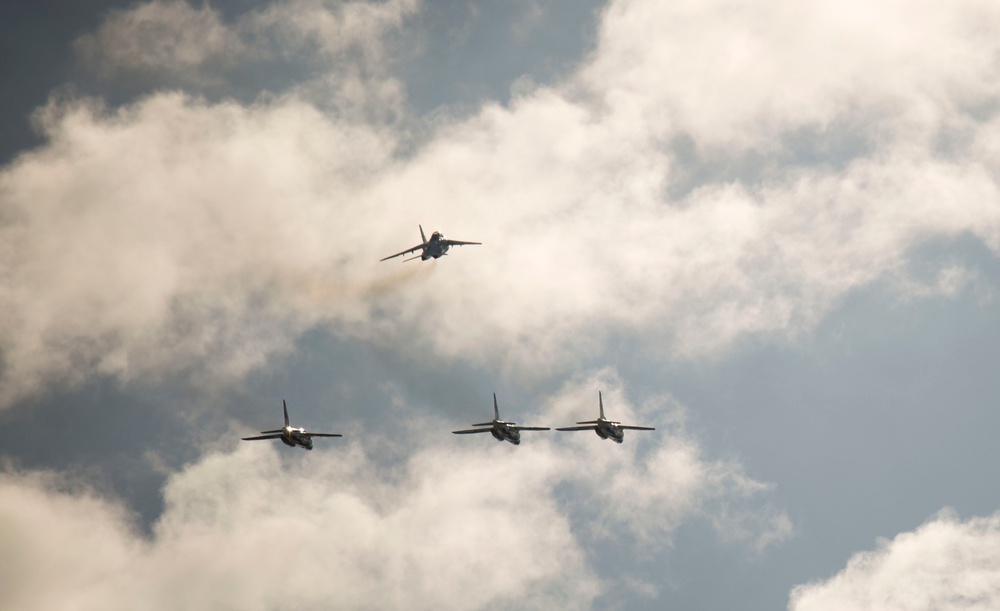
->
[
  {"left": 0, "top": 92, "right": 398, "bottom": 405},
  {"left": 584, "top": 0, "right": 1000, "bottom": 151},
  {"left": 0, "top": 445, "right": 593, "bottom": 611},
  {"left": 789, "top": 509, "right": 1000, "bottom": 611},
  {"left": 0, "top": 375, "right": 787, "bottom": 610},
  {"left": 3, "top": 0, "right": 1000, "bottom": 405}
]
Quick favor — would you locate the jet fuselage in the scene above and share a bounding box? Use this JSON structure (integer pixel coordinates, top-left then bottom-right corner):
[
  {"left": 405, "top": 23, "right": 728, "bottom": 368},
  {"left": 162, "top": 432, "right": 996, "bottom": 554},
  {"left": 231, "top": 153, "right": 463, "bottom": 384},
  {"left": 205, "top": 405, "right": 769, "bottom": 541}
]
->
[
  {"left": 594, "top": 420, "right": 625, "bottom": 444},
  {"left": 489, "top": 422, "right": 522, "bottom": 445},
  {"left": 281, "top": 427, "right": 315, "bottom": 450},
  {"left": 421, "top": 232, "right": 449, "bottom": 260}
]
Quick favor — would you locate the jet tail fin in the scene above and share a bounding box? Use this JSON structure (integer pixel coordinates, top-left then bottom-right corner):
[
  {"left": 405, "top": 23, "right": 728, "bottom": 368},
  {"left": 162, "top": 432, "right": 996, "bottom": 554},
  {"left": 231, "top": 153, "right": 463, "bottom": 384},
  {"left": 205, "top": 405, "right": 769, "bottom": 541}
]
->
[
  {"left": 599, "top": 391, "right": 605, "bottom": 420},
  {"left": 493, "top": 393, "right": 500, "bottom": 421},
  {"left": 419, "top": 225, "right": 427, "bottom": 244},
  {"left": 283, "top": 399, "right": 290, "bottom": 428}
]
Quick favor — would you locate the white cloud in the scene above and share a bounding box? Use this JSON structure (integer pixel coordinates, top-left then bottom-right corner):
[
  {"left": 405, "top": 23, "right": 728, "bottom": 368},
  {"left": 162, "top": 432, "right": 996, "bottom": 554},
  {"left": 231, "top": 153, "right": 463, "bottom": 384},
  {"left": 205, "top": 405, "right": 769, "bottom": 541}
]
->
[
  {"left": 0, "top": 375, "right": 787, "bottom": 610},
  {"left": 583, "top": 0, "right": 1000, "bottom": 152},
  {"left": 0, "top": 92, "right": 398, "bottom": 405},
  {"left": 0, "top": 443, "right": 594, "bottom": 611},
  {"left": 789, "top": 509, "right": 1000, "bottom": 611},
  {"left": 3, "top": 0, "right": 1000, "bottom": 405}
]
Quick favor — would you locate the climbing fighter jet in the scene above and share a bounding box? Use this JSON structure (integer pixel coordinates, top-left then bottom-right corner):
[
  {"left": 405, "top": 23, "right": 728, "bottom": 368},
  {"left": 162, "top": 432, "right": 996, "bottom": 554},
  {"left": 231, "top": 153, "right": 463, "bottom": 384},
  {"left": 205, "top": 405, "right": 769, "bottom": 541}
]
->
[{"left": 380, "top": 225, "right": 481, "bottom": 262}]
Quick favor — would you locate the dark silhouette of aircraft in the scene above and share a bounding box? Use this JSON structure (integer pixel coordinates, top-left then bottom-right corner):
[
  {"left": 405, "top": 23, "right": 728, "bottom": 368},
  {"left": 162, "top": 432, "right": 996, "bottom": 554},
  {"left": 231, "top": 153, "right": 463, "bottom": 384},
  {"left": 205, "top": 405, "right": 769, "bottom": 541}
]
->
[
  {"left": 380, "top": 225, "right": 481, "bottom": 262},
  {"left": 452, "top": 393, "right": 549, "bottom": 445},
  {"left": 555, "top": 392, "right": 654, "bottom": 444},
  {"left": 241, "top": 400, "right": 342, "bottom": 450}
]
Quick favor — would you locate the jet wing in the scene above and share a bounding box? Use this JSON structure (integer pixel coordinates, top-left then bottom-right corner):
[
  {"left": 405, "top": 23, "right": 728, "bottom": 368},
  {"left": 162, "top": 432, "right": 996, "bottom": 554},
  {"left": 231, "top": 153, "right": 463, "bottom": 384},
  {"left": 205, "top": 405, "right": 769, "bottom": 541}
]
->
[
  {"left": 307, "top": 433, "right": 343, "bottom": 437},
  {"left": 512, "top": 426, "right": 551, "bottom": 431},
  {"left": 242, "top": 434, "right": 284, "bottom": 440},
  {"left": 452, "top": 428, "right": 494, "bottom": 434},
  {"left": 554, "top": 425, "right": 598, "bottom": 431},
  {"left": 619, "top": 425, "right": 655, "bottom": 430},
  {"left": 442, "top": 239, "right": 482, "bottom": 247},
  {"left": 380, "top": 243, "right": 425, "bottom": 262}
]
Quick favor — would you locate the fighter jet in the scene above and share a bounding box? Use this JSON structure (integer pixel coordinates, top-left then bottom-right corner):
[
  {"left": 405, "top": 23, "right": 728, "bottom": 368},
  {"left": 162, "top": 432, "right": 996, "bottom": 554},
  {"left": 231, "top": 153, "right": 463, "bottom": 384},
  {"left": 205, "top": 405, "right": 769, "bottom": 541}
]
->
[
  {"left": 241, "top": 400, "right": 342, "bottom": 450},
  {"left": 555, "top": 392, "right": 654, "bottom": 444},
  {"left": 452, "top": 393, "right": 549, "bottom": 445},
  {"left": 380, "top": 225, "right": 481, "bottom": 262}
]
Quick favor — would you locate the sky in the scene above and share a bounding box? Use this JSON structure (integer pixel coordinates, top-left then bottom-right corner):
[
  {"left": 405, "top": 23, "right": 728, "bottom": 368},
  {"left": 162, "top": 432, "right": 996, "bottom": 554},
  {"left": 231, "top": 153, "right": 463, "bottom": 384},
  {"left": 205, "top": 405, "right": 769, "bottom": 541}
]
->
[{"left": 1, "top": 0, "right": 1000, "bottom": 609}]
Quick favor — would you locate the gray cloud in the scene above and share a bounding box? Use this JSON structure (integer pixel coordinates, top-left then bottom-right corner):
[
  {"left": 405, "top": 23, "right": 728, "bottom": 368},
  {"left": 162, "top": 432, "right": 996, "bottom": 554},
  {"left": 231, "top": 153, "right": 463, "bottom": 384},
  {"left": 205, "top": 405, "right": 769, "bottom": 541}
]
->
[
  {"left": 76, "top": 0, "right": 418, "bottom": 76},
  {"left": 74, "top": 0, "right": 417, "bottom": 121},
  {"left": 789, "top": 509, "right": 1000, "bottom": 611},
  {"left": 75, "top": 1, "right": 245, "bottom": 77}
]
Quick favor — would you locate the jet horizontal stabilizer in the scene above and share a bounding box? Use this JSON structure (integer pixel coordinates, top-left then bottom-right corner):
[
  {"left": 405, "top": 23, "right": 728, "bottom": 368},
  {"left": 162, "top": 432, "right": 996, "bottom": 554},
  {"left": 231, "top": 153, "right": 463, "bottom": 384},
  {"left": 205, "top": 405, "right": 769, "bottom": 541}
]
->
[{"left": 471, "top": 421, "right": 496, "bottom": 427}]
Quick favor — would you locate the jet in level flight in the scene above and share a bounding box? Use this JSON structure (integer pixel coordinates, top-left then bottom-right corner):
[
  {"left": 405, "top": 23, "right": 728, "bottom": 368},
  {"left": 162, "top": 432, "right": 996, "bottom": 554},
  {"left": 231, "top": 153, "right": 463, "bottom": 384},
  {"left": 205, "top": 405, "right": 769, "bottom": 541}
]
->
[
  {"left": 452, "top": 393, "right": 549, "bottom": 445},
  {"left": 241, "top": 400, "right": 342, "bottom": 450},
  {"left": 380, "top": 225, "right": 481, "bottom": 262},
  {"left": 555, "top": 392, "right": 654, "bottom": 444}
]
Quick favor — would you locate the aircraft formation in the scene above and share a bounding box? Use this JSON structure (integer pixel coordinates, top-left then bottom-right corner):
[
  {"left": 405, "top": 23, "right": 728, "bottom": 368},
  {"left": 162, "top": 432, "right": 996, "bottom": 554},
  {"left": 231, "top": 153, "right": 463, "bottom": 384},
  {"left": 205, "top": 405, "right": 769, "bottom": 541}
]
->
[
  {"left": 244, "top": 393, "right": 653, "bottom": 450},
  {"left": 242, "top": 226, "right": 655, "bottom": 448},
  {"left": 451, "top": 391, "right": 654, "bottom": 445}
]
